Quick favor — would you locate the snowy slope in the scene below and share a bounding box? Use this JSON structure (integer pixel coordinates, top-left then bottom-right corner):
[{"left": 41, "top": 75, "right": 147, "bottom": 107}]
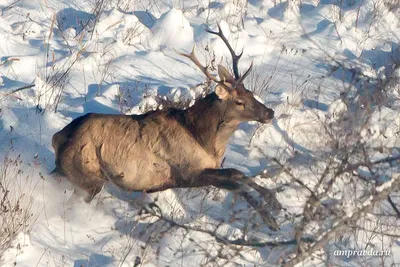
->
[{"left": 0, "top": 0, "right": 399, "bottom": 266}]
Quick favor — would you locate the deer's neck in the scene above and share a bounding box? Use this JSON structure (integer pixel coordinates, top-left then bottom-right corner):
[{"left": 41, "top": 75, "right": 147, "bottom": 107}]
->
[{"left": 184, "top": 93, "right": 239, "bottom": 161}]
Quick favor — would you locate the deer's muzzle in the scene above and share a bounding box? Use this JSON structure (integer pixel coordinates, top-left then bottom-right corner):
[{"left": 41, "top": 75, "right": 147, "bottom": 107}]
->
[{"left": 258, "top": 107, "right": 274, "bottom": 123}]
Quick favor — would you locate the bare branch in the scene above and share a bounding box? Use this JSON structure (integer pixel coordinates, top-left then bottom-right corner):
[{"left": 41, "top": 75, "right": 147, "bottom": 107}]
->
[
  {"left": 140, "top": 202, "right": 313, "bottom": 248},
  {"left": 2, "top": 84, "right": 35, "bottom": 98},
  {"left": 272, "top": 158, "right": 318, "bottom": 200},
  {"left": 283, "top": 174, "right": 400, "bottom": 267},
  {"left": 387, "top": 195, "right": 400, "bottom": 218}
]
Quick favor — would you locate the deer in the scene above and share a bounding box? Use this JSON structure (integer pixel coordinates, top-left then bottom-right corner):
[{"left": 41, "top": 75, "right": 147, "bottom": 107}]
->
[{"left": 52, "top": 24, "right": 281, "bottom": 230}]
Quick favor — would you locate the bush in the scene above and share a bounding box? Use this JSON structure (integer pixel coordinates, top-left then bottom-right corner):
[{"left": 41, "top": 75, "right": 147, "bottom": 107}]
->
[{"left": 0, "top": 155, "right": 37, "bottom": 261}]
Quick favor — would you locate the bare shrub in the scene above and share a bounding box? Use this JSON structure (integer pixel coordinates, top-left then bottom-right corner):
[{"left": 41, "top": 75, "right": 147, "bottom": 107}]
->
[
  {"left": 116, "top": 81, "right": 141, "bottom": 114},
  {"left": 123, "top": 21, "right": 145, "bottom": 46},
  {"left": 117, "top": 82, "right": 208, "bottom": 115},
  {"left": 0, "top": 154, "right": 37, "bottom": 261},
  {"left": 116, "top": 44, "right": 216, "bottom": 114},
  {"left": 247, "top": 67, "right": 275, "bottom": 99},
  {"left": 383, "top": 0, "right": 400, "bottom": 12},
  {"left": 36, "top": 13, "right": 85, "bottom": 113},
  {"left": 247, "top": 57, "right": 288, "bottom": 99},
  {"left": 35, "top": 62, "right": 72, "bottom": 113},
  {"left": 276, "top": 55, "right": 400, "bottom": 265}
]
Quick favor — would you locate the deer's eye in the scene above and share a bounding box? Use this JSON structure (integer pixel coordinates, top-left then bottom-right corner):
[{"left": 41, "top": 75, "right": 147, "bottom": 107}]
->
[{"left": 235, "top": 100, "right": 244, "bottom": 106}]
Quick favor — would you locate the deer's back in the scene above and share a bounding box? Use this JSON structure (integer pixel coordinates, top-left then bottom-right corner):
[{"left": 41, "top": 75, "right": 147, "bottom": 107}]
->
[{"left": 52, "top": 112, "right": 218, "bottom": 191}]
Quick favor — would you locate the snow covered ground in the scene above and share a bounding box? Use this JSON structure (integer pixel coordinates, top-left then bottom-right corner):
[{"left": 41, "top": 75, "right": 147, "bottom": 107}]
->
[{"left": 0, "top": 0, "right": 399, "bottom": 266}]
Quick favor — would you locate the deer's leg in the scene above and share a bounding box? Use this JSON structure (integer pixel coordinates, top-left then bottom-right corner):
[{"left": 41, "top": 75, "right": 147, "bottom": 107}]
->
[
  {"left": 62, "top": 173, "right": 105, "bottom": 203},
  {"left": 185, "top": 168, "right": 280, "bottom": 231},
  {"left": 72, "top": 181, "right": 104, "bottom": 203},
  {"left": 196, "top": 168, "right": 282, "bottom": 212},
  {"left": 237, "top": 176, "right": 282, "bottom": 212}
]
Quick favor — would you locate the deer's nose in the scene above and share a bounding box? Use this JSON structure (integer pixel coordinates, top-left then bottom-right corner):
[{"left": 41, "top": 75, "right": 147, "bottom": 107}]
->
[
  {"left": 267, "top": 108, "right": 274, "bottom": 120},
  {"left": 258, "top": 107, "right": 274, "bottom": 123}
]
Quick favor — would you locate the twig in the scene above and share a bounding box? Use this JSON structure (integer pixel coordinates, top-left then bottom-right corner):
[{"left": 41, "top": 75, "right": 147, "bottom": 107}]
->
[
  {"left": 283, "top": 174, "right": 400, "bottom": 267},
  {"left": 0, "top": 57, "right": 20, "bottom": 66},
  {"left": 387, "top": 195, "right": 400, "bottom": 218},
  {"left": 1, "top": 0, "right": 21, "bottom": 16},
  {"left": 354, "top": 225, "right": 400, "bottom": 239},
  {"left": 2, "top": 84, "right": 35, "bottom": 97},
  {"left": 35, "top": 246, "right": 50, "bottom": 267},
  {"left": 141, "top": 203, "right": 313, "bottom": 248},
  {"left": 372, "top": 155, "right": 400, "bottom": 165},
  {"left": 272, "top": 158, "right": 318, "bottom": 200}
]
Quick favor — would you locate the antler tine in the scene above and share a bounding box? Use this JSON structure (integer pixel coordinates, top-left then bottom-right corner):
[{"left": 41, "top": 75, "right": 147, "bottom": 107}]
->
[
  {"left": 234, "top": 61, "right": 253, "bottom": 87},
  {"left": 205, "top": 23, "right": 242, "bottom": 80},
  {"left": 177, "top": 46, "right": 220, "bottom": 84}
]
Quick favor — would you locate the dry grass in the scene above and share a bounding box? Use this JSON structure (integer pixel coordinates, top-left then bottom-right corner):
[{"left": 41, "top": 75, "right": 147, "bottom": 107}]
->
[{"left": 0, "top": 155, "right": 38, "bottom": 261}]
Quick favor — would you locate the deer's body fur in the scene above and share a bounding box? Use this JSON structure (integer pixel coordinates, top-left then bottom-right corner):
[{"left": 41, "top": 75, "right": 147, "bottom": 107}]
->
[{"left": 53, "top": 93, "right": 243, "bottom": 197}]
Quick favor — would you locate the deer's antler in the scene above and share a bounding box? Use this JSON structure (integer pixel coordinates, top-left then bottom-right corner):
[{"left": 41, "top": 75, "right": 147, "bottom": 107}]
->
[
  {"left": 178, "top": 23, "right": 253, "bottom": 88},
  {"left": 205, "top": 23, "right": 243, "bottom": 80},
  {"left": 234, "top": 61, "right": 253, "bottom": 87},
  {"left": 177, "top": 46, "right": 221, "bottom": 84}
]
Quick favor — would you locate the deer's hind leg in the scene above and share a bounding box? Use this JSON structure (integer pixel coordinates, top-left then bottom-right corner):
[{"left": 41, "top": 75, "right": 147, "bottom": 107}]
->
[
  {"left": 59, "top": 143, "right": 107, "bottom": 202},
  {"left": 62, "top": 165, "right": 106, "bottom": 203},
  {"left": 76, "top": 176, "right": 106, "bottom": 203}
]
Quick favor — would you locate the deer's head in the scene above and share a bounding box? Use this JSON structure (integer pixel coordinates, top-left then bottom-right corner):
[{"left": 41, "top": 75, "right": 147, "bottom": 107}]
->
[
  {"left": 180, "top": 24, "right": 274, "bottom": 124},
  {"left": 214, "top": 64, "right": 274, "bottom": 123}
]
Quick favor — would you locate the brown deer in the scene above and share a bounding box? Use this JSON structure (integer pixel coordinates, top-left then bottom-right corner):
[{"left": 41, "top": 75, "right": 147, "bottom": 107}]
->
[{"left": 52, "top": 24, "right": 280, "bottom": 230}]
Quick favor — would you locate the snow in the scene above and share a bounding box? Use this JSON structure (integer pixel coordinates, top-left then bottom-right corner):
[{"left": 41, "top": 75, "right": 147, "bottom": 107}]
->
[
  {"left": 0, "top": 0, "right": 399, "bottom": 266},
  {"left": 150, "top": 8, "right": 194, "bottom": 51}
]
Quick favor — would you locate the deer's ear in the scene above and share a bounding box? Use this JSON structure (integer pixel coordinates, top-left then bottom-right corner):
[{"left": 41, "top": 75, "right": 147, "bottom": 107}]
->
[
  {"left": 215, "top": 84, "right": 230, "bottom": 100},
  {"left": 218, "top": 65, "right": 235, "bottom": 84}
]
